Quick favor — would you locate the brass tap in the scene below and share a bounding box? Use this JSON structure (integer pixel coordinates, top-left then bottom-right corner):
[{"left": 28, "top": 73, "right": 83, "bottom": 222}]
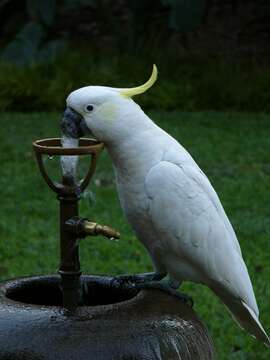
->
[
  {"left": 82, "top": 220, "right": 120, "bottom": 241},
  {"left": 65, "top": 217, "right": 120, "bottom": 241}
]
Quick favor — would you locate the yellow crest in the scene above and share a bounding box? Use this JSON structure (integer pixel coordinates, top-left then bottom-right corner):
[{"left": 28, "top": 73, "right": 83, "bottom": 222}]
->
[{"left": 120, "top": 64, "right": 158, "bottom": 98}]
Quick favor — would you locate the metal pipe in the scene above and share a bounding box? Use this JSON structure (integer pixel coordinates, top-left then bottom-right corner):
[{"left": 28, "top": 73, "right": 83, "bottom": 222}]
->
[
  {"left": 32, "top": 138, "right": 104, "bottom": 312},
  {"left": 58, "top": 186, "right": 81, "bottom": 311}
]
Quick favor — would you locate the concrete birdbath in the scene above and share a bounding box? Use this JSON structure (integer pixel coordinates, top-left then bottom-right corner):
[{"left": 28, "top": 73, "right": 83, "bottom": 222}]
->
[{"left": 0, "top": 137, "right": 215, "bottom": 360}]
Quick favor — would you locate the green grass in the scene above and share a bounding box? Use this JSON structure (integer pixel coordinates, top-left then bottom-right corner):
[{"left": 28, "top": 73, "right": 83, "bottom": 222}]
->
[{"left": 0, "top": 111, "right": 269, "bottom": 359}]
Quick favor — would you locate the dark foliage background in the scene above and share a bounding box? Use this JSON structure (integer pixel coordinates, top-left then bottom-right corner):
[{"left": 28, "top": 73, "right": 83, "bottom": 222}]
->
[{"left": 0, "top": 0, "right": 270, "bottom": 112}]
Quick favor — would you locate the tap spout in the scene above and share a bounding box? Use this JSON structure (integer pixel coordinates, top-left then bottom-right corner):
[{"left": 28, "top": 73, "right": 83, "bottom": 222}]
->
[{"left": 66, "top": 217, "right": 120, "bottom": 241}]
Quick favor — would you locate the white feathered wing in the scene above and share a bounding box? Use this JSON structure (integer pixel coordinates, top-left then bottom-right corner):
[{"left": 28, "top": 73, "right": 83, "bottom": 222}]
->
[{"left": 144, "top": 159, "right": 269, "bottom": 346}]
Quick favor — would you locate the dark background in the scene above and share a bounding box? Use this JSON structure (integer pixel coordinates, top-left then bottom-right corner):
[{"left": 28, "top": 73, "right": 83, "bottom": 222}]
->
[{"left": 0, "top": 0, "right": 270, "bottom": 112}]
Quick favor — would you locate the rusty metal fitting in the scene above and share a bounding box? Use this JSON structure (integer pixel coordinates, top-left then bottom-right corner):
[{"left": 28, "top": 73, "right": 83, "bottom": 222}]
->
[
  {"left": 66, "top": 217, "right": 120, "bottom": 241},
  {"left": 83, "top": 221, "right": 120, "bottom": 240}
]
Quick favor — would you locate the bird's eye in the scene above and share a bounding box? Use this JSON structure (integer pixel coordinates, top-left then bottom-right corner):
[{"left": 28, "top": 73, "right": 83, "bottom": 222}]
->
[{"left": 85, "top": 105, "right": 94, "bottom": 112}]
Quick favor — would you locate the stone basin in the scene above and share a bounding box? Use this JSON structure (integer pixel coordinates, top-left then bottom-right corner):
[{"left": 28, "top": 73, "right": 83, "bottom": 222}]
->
[{"left": 0, "top": 275, "right": 215, "bottom": 360}]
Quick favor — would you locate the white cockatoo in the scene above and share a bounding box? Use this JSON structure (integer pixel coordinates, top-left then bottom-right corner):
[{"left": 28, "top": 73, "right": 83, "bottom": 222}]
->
[{"left": 61, "top": 65, "right": 269, "bottom": 346}]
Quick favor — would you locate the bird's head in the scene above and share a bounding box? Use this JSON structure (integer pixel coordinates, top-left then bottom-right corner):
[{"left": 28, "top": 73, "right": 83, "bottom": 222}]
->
[{"left": 61, "top": 65, "right": 158, "bottom": 143}]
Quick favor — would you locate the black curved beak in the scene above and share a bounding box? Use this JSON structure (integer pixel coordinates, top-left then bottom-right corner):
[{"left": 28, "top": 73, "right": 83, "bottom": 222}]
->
[{"left": 61, "top": 107, "right": 89, "bottom": 138}]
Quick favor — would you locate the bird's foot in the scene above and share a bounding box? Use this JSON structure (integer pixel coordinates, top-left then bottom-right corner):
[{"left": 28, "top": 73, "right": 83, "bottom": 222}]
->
[
  {"left": 135, "top": 279, "right": 194, "bottom": 308},
  {"left": 111, "top": 272, "right": 166, "bottom": 289}
]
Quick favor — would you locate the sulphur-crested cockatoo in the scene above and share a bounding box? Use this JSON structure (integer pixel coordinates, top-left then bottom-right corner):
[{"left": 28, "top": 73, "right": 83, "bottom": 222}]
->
[{"left": 61, "top": 65, "right": 269, "bottom": 346}]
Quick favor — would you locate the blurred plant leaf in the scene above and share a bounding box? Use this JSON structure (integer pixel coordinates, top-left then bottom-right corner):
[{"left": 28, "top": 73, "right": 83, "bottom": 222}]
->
[
  {"left": 63, "top": 0, "right": 96, "bottom": 8},
  {"left": 0, "top": 0, "right": 11, "bottom": 9},
  {"left": 27, "top": 0, "right": 55, "bottom": 26},
  {"left": 168, "top": 0, "right": 205, "bottom": 32},
  {"left": 37, "top": 39, "right": 67, "bottom": 63},
  {"left": 1, "top": 22, "right": 44, "bottom": 65}
]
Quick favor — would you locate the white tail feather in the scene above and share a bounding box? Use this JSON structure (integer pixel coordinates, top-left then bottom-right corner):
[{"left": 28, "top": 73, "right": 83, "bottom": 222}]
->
[
  {"left": 212, "top": 287, "right": 270, "bottom": 347},
  {"left": 240, "top": 301, "right": 270, "bottom": 347}
]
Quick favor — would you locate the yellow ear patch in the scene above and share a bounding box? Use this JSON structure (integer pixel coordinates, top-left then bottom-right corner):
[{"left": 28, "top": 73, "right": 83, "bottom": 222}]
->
[{"left": 97, "top": 102, "right": 118, "bottom": 121}]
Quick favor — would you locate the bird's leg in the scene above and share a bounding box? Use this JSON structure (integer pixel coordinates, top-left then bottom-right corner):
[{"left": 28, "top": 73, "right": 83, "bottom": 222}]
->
[
  {"left": 135, "top": 278, "right": 194, "bottom": 308},
  {"left": 111, "top": 271, "right": 166, "bottom": 287}
]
